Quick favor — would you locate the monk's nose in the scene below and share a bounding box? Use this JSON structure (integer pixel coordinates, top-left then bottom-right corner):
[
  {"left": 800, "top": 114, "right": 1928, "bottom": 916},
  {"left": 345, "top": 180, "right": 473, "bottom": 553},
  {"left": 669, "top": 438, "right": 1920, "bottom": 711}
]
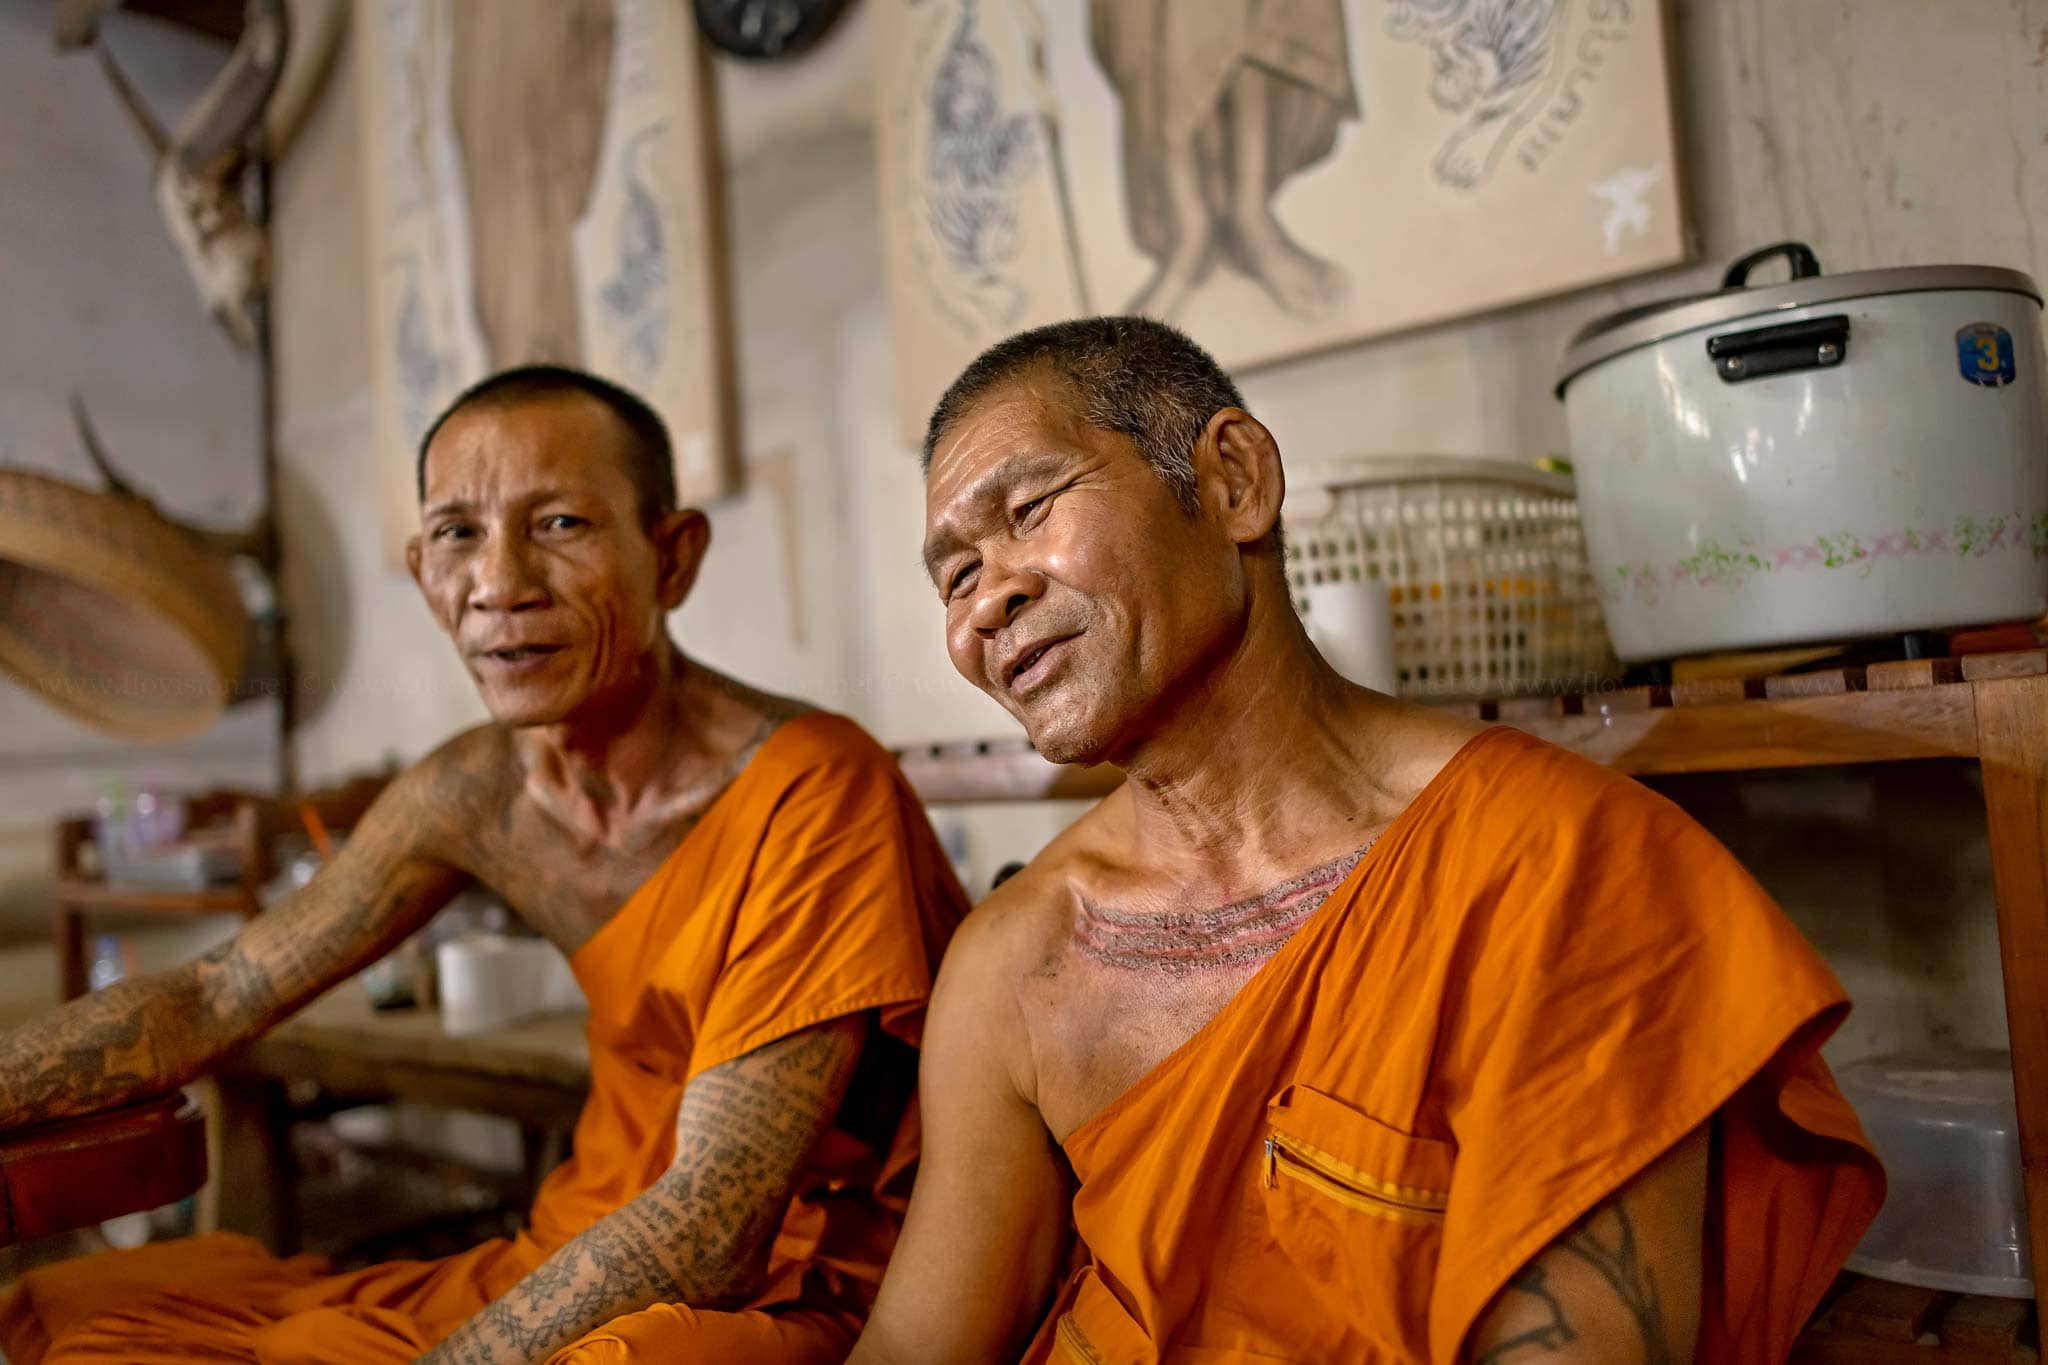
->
[
  {"left": 966, "top": 561, "right": 1044, "bottom": 636},
  {"left": 468, "top": 535, "right": 549, "bottom": 614}
]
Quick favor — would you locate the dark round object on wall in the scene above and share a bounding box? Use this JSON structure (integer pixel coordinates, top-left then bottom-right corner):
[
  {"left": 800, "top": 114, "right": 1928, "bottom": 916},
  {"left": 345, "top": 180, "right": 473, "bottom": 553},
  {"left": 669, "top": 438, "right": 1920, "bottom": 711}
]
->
[{"left": 694, "top": 0, "right": 853, "bottom": 60}]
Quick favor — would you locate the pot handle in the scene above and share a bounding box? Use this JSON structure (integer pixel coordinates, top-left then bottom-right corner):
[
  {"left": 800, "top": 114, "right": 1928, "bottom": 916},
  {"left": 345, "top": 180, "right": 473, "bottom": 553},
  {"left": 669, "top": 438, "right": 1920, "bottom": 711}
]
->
[
  {"left": 1706, "top": 314, "right": 1850, "bottom": 383},
  {"left": 1721, "top": 242, "right": 1822, "bottom": 289}
]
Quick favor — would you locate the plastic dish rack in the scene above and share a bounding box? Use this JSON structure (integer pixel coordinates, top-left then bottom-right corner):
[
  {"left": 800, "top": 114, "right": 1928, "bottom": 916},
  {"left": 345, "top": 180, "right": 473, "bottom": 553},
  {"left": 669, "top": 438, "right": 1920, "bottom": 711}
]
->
[{"left": 1285, "top": 456, "right": 1620, "bottom": 700}]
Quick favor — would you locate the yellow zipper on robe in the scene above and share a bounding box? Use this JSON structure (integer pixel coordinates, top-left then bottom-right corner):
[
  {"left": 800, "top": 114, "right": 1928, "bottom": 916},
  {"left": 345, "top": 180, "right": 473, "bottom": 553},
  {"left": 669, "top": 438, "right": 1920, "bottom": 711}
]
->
[
  {"left": 1056, "top": 1311, "right": 1108, "bottom": 1365},
  {"left": 1263, "top": 1133, "right": 1448, "bottom": 1226}
]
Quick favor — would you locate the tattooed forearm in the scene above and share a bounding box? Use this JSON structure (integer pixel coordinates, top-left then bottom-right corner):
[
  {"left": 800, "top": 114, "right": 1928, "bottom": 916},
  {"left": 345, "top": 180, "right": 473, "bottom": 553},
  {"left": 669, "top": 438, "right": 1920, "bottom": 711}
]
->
[
  {"left": 1560, "top": 1202, "right": 1671, "bottom": 1365},
  {"left": 0, "top": 974, "right": 193, "bottom": 1129},
  {"left": 0, "top": 801, "right": 461, "bottom": 1132},
  {"left": 1473, "top": 1263, "right": 1576, "bottom": 1364},
  {"left": 420, "top": 1017, "right": 866, "bottom": 1365},
  {"left": 424, "top": 1206, "right": 687, "bottom": 1365}
]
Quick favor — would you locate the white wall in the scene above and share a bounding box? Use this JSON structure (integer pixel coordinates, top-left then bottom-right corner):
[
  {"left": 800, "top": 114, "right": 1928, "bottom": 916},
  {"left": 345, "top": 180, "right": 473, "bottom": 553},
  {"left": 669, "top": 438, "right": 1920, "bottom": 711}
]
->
[
  {"left": 273, "top": 0, "right": 2048, "bottom": 1059},
  {"left": 0, "top": 7, "right": 274, "bottom": 977}
]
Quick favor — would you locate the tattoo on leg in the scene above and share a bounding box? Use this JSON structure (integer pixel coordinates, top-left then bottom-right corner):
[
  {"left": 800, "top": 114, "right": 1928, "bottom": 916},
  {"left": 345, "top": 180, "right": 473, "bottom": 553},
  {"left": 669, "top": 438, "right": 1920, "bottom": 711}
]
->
[
  {"left": 1561, "top": 1202, "right": 1671, "bottom": 1365},
  {"left": 1473, "top": 1262, "right": 1577, "bottom": 1364}
]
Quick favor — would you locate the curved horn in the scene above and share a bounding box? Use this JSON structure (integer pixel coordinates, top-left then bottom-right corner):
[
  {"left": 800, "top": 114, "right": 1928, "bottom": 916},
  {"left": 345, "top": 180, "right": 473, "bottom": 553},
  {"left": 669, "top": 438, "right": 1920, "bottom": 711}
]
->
[
  {"left": 174, "top": 0, "right": 288, "bottom": 170},
  {"left": 52, "top": 0, "right": 124, "bottom": 50},
  {"left": 263, "top": 0, "right": 347, "bottom": 162},
  {"left": 70, "top": 394, "right": 274, "bottom": 563},
  {"left": 94, "top": 40, "right": 173, "bottom": 158},
  {"left": 69, "top": 395, "right": 143, "bottom": 500}
]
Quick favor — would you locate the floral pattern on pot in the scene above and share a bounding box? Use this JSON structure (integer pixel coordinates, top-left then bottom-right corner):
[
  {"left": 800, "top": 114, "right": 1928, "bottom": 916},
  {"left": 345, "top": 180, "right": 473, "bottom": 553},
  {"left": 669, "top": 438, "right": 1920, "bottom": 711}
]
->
[{"left": 1601, "top": 510, "right": 2048, "bottom": 608}]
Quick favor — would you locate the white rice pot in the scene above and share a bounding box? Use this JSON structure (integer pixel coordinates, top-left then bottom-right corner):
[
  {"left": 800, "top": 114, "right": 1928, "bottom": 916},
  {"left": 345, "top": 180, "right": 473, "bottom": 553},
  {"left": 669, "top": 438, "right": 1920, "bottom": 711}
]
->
[{"left": 1557, "top": 244, "right": 2048, "bottom": 662}]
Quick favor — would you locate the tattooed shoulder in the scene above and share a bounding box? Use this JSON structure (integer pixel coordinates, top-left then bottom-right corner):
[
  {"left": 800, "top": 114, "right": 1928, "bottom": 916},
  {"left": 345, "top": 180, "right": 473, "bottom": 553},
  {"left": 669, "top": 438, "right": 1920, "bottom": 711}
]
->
[{"left": 1475, "top": 1197, "right": 1673, "bottom": 1365}]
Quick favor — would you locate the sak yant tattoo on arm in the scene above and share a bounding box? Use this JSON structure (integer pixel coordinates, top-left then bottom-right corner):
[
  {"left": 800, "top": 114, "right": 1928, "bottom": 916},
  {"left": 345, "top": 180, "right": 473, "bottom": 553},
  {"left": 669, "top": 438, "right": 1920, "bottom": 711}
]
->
[
  {"left": 420, "top": 1016, "right": 866, "bottom": 1365},
  {"left": 0, "top": 787, "right": 464, "bottom": 1131},
  {"left": 0, "top": 976, "right": 190, "bottom": 1130},
  {"left": 1473, "top": 1262, "right": 1575, "bottom": 1364},
  {"left": 1558, "top": 1202, "right": 1671, "bottom": 1365},
  {"left": 1472, "top": 1200, "right": 1671, "bottom": 1365}
]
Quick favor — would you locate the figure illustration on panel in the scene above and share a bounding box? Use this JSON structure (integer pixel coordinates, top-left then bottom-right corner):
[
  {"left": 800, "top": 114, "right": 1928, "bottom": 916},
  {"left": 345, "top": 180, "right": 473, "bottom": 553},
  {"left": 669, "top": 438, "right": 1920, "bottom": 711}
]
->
[{"left": 1088, "top": 0, "right": 1359, "bottom": 321}]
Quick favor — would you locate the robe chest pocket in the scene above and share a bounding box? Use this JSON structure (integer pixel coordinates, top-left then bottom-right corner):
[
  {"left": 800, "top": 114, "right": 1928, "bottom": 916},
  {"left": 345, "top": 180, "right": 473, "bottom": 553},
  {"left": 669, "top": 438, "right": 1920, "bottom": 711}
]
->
[{"left": 1252, "top": 1084, "right": 1457, "bottom": 1357}]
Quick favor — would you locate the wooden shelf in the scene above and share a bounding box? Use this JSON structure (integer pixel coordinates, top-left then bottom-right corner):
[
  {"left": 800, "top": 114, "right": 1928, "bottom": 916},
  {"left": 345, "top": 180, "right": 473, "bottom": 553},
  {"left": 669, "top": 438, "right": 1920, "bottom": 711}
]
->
[
  {"left": 889, "top": 648, "right": 2048, "bottom": 1325},
  {"left": 889, "top": 655, "right": 2028, "bottom": 803},
  {"left": 52, "top": 879, "right": 250, "bottom": 915},
  {"left": 895, "top": 738, "right": 1119, "bottom": 805},
  {"left": 1794, "top": 1273, "right": 2035, "bottom": 1363}
]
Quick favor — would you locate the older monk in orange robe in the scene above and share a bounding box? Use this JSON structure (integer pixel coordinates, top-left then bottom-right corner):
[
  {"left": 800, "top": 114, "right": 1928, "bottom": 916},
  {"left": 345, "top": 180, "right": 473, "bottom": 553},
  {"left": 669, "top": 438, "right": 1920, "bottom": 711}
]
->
[
  {"left": 848, "top": 317, "right": 1883, "bottom": 1364},
  {"left": 0, "top": 365, "right": 967, "bottom": 1364}
]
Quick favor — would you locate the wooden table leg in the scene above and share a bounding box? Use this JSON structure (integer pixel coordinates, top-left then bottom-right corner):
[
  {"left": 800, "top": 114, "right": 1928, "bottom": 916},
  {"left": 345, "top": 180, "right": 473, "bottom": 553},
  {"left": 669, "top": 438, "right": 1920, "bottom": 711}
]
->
[
  {"left": 54, "top": 905, "right": 86, "bottom": 1002},
  {"left": 212, "top": 1075, "right": 298, "bottom": 1255},
  {"left": 1971, "top": 673, "right": 2048, "bottom": 1316},
  {"left": 518, "top": 1121, "right": 572, "bottom": 1208}
]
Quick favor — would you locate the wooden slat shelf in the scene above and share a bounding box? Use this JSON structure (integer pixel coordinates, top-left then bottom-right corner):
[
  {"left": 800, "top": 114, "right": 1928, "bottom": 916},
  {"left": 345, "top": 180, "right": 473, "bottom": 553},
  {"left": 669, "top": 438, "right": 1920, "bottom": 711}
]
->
[
  {"left": 1794, "top": 1274, "right": 2036, "bottom": 1363},
  {"left": 891, "top": 653, "right": 2021, "bottom": 803},
  {"left": 889, "top": 648, "right": 2048, "bottom": 1329},
  {"left": 52, "top": 879, "right": 249, "bottom": 915}
]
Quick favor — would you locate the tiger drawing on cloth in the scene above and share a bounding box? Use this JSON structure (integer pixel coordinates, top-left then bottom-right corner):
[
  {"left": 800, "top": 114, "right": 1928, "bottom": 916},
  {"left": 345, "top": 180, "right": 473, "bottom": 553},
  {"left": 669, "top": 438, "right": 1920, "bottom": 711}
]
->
[{"left": 1385, "top": 0, "right": 1567, "bottom": 189}]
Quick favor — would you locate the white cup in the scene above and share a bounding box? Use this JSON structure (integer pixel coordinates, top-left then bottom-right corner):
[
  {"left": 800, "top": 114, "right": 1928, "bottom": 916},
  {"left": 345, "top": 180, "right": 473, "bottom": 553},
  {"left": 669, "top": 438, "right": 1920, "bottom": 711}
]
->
[
  {"left": 1306, "top": 576, "right": 1397, "bottom": 693},
  {"left": 436, "top": 936, "right": 577, "bottom": 1036}
]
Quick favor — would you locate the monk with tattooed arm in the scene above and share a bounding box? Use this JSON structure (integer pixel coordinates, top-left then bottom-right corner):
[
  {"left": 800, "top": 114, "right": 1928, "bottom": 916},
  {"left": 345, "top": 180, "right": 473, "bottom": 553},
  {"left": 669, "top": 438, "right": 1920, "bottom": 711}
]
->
[
  {"left": 0, "top": 366, "right": 967, "bottom": 1364},
  {"left": 850, "top": 318, "right": 1884, "bottom": 1364}
]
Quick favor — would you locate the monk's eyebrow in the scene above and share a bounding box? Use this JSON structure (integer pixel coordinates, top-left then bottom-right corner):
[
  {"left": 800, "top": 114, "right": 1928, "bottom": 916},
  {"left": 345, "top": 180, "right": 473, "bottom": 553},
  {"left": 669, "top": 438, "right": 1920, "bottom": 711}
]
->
[
  {"left": 921, "top": 451, "right": 1074, "bottom": 582},
  {"left": 423, "top": 499, "right": 474, "bottom": 519}
]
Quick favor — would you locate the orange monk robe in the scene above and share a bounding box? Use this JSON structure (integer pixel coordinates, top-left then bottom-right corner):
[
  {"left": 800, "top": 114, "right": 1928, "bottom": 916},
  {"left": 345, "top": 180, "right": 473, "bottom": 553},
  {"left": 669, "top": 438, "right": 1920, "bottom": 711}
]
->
[
  {"left": 2, "top": 713, "right": 969, "bottom": 1365},
  {"left": 1028, "top": 728, "right": 1885, "bottom": 1365}
]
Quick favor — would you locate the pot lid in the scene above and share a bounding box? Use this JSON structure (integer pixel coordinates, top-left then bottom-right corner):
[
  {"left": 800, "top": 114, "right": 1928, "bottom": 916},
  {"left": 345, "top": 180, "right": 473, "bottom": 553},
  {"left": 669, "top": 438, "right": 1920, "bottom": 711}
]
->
[
  {"left": 1835, "top": 1050, "right": 2017, "bottom": 1113},
  {"left": 1556, "top": 241, "right": 2041, "bottom": 396}
]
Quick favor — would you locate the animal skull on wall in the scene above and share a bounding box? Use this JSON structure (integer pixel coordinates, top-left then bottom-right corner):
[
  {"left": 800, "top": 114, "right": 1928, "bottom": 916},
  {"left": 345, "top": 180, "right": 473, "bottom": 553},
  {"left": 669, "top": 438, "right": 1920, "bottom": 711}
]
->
[{"left": 54, "top": 0, "right": 344, "bottom": 351}]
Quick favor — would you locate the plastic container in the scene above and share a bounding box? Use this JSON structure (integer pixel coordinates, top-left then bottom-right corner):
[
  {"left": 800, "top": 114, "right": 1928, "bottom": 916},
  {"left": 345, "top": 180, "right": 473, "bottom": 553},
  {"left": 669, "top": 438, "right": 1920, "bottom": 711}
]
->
[
  {"left": 101, "top": 840, "right": 240, "bottom": 890},
  {"left": 87, "top": 934, "right": 127, "bottom": 993},
  {"left": 1284, "top": 457, "right": 1619, "bottom": 699},
  {"left": 1837, "top": 1050, "right": 2032, "bottom": 1298}
]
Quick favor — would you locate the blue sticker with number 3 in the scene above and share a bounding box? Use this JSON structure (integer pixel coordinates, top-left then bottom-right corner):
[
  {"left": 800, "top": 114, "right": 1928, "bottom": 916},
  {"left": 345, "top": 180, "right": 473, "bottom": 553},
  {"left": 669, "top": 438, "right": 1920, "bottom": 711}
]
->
[{"left": 1958, "top": 323, "right": 2016, "bottom": 387}]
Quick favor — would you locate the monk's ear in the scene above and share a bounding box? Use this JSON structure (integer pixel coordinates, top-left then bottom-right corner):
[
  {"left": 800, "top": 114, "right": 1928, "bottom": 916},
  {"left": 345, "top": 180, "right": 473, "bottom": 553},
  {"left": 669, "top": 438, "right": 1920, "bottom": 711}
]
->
[
  {"left": 1198, "top": 407, "right": 1285, "bottom": 551},
  {"left": 652, "top": 508, "right": 712, "bottom": 610}
]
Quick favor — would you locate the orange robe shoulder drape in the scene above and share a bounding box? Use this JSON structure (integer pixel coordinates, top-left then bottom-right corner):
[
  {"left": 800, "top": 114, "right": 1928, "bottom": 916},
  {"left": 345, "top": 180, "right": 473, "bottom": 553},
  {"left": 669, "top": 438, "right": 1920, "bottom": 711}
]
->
[
  {"left": 1028, "top": 727, "right": 1884, "bottom": 1365},
  {"left": 1, "top": 712, "right": 968, "bottom": 1365}
]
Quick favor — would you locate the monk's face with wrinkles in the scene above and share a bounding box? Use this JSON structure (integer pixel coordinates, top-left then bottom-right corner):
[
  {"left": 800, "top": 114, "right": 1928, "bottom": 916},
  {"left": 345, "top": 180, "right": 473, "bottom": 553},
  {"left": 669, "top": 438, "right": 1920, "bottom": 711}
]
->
[
  {"left": 923, "top": 373, "right": 1248, "bottom": 765},
  {"left": 409, "top": 395, "right": 703, "bottom": 728}
]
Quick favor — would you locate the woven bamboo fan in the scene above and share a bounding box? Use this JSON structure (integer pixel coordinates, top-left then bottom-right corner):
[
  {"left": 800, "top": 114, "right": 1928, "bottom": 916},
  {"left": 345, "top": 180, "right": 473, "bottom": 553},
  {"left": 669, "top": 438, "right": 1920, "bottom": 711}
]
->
[{"left": 0, "top": 467, "right": 247, "bottom": 741}]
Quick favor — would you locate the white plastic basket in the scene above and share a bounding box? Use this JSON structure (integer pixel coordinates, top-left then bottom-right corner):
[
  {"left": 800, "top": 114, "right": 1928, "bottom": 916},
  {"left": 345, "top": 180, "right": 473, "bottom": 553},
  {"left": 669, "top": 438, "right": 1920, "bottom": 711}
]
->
[{"left": 1285, "top": 457, "right": 1620, "bottom": 699}]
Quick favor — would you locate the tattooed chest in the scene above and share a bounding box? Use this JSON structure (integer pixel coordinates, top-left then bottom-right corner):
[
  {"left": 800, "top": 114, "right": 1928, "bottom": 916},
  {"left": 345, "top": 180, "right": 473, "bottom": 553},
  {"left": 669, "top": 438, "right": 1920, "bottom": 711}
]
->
[
  {"left": 464, "top": 821, "right": 688, "bottom": 955},
  {"left": 1067, "top": 841, "right": 1372, "bottom": 977},
  {"left": 1026, "top": 840, "right": 1376, "bottom": 1138}
]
